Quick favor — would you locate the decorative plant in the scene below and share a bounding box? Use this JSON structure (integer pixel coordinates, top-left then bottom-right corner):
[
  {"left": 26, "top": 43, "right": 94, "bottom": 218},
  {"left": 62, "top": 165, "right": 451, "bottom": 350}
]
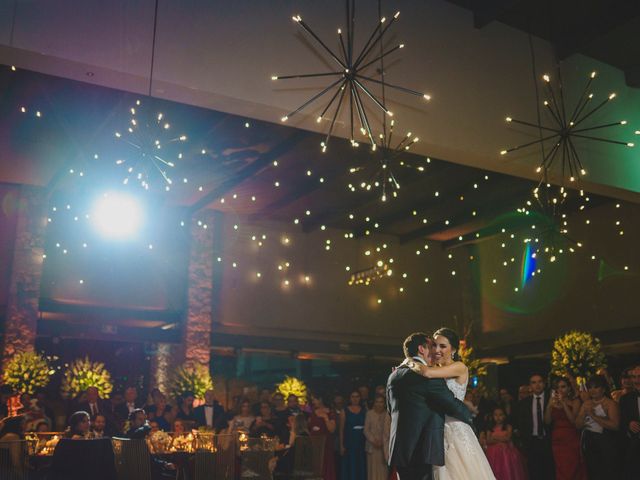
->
[
  {"left": 2, "top": 351, "right": 53, "bottom": 394},
  {"left": 458, "top": 341, "right": 488, "bottom": 381},
  {"left": 60, "top": 356, "right": 113, "bottom": 399},
  {"left": 275, "top": 376, "right": 308, "bottom": 405},
  {"left": 551, "top": 331, "right": 606, "bottom": 387},
  {"left": 168, "top": 363, "right": 213, "bottom": 400}
]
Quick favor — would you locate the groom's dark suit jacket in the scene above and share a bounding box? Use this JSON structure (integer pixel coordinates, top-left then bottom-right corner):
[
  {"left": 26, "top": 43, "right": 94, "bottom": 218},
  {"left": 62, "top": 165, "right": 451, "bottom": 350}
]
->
[{"left": 386, "top": 362, "right": 473, "bottom": 468}]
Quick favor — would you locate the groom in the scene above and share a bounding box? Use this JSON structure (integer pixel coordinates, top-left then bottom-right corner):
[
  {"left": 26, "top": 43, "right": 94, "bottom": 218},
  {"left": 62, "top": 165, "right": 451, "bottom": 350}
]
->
[{"left": 387, "top": 332, "right": 474, "bottom": 480}]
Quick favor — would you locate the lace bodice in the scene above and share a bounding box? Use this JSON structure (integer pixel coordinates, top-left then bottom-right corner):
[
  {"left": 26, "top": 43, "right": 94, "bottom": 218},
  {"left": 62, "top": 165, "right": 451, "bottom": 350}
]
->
[{"left": 446, "top": 377, "right": 468, "bottom": 401}]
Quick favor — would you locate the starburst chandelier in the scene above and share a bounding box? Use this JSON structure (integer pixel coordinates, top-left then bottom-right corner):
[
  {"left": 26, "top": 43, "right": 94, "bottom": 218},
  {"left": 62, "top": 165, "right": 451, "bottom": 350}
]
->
[
  {"left": 501, "top": 71, "right": 634, "bottom": 185},
  {"left": 272, "top": 0, "right": 429, "bottom": 152},
  {"left": 114, "top": 99, "right": 188, "bottom": 191}
]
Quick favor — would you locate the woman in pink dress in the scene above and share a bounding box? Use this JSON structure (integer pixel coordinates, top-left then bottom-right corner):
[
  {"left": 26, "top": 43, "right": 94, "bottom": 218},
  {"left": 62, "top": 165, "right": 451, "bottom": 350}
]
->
[{"left": 485, "top": 407, "right": 527, "bottom": 480}]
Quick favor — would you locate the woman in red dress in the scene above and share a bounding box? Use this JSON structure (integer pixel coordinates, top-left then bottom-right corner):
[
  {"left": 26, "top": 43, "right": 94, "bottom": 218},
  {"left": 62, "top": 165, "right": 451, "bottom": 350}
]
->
[
  {"left": 544, "top": 377, "right": 587, "bottom": 480},
  {"left": 308, "top": 392, "right": 337, "bottom": 480}
]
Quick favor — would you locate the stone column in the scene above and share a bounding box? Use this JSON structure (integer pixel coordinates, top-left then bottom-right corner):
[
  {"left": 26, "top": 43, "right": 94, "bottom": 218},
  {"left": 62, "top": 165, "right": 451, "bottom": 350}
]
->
[
  {"left": 183, "top": 210, "right": 215, "bottom": 368},
  {"left": 1, "top": 186, "right": 47, "bottom": 370}
]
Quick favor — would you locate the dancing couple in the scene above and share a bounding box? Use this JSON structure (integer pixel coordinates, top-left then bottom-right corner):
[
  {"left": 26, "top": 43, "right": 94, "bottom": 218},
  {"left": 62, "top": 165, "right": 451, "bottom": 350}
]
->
[{"left": 387, "top": 328, "right": 495, "bottom": 480}]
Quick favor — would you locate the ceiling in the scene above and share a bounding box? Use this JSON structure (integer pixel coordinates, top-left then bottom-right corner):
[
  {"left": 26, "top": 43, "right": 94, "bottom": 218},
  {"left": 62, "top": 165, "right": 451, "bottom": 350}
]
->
[
  {"left": 1, "top": 0, "right": 639, "bottom": 201},
  {"left": 0, "top": 66, "right": 611, "bottom": 247}
]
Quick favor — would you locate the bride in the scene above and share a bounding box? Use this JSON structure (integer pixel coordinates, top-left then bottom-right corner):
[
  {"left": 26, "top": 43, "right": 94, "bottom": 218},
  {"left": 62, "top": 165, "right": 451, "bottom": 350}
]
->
[{"left": 412, "top": 327, "right": 495, "bottom": 480}]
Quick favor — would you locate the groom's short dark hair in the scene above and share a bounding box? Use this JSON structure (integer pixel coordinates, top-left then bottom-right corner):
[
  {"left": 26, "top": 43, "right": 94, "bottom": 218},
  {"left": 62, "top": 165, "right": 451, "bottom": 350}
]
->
[{"left": 403, "top": 332, "right": 430, "bottom": 358}]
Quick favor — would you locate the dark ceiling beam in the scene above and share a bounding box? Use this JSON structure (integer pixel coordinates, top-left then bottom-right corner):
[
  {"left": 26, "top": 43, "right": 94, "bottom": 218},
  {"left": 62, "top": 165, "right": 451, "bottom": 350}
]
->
[
  {"left": 555, "top": 5, "right": 640, "bottom": 60},
  {"left": 442, "top": 196, "right": 612, "bottom": 250},
  {"left": 188, "top": 131, "right": 307, "bottom": 214},
  {"left": 399, "top": 181, "right": 533, "bottom": 244},
  {"left": 300, "top": 159, "right": 453, "bottom": 233},
  {"left": 469, "top": 0, "right": 523, "bottom": 29}
]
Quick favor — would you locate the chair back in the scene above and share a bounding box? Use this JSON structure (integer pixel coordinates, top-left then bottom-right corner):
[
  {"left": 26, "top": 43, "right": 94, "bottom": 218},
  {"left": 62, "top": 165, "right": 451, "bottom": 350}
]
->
[
  {"left": 0, "top": 440, "right": 29, "bottom": 480},
  {"left": 193, "top": 433, "right": 237, "bottom": 480},
  {"left": 291, "top": 435, "right": 325, "bottom": 479},
  {"left": 112, "top": 437, "right": 152, "bottom": 480},
  {"left": 240, "top": 437, "right": 276, "bottom": 479},
  {"left": 50, "top": 437, "right": 117, "bottom": 480}
]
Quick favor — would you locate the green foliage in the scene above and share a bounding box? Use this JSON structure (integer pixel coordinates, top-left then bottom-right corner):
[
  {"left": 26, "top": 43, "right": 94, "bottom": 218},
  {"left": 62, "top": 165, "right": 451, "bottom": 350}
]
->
[
  {"left": 2, "top": 351, "right": 53, "bottom": 394},
  {"left": 275, "top": 376, "right": 308, "bottom": 405},
  {"left": 168, "top": 364, "right": 213, "bottom": 400},
  {"left": 61, "top": 356, "right": 113, "bottom": 399},
  {"left": 551, "top": 331, "right": 606, "bottom": 386}
]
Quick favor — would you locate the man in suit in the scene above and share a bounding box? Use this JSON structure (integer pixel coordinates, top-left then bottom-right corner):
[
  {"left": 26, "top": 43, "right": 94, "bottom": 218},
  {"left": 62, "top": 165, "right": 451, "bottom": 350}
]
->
[
  {"left": 194, "top": 389, "right": 226, "bottom": 431},
  {"left": 114, "top": 386, "right": 143, "bottom": 426},
  {"left": 77, "top": 386, "right": 112, "bottom": 418},
  {"left": 516, "top": 373, "right": 555, "bottom": 480},
  {"left": 620, "top": 364, "right": 640, "bottom": 478},
  {"left": 387, "top": 332, "right": 473, "bottom": 480}
]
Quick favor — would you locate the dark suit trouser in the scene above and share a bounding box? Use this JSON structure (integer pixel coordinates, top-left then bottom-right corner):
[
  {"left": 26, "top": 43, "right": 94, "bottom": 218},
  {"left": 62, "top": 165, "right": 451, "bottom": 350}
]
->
[
  {"left": 396, "top": 464, "right": 432, "bottom": 480},
  {"left": 525, "top": 437, "right": 555, "bottom": 480}
]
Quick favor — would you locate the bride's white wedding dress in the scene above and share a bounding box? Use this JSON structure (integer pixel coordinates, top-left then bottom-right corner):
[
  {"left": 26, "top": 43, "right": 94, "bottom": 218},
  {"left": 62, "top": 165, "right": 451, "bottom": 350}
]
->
[{"left": 433, "top": 378, "right": 496, "bottom": 480}]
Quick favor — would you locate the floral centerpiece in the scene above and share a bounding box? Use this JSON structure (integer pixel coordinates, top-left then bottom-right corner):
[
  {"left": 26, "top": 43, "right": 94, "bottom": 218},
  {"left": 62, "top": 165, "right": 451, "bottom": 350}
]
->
[
  {"left": 551, "top": 331, "right": 606, "bottom": 387},
  {"left": 275, "top": 376, "right": 307, "bottom": 405},
  {"left": 168, "top": 363, "right": 213, "bottom": 400},
  {"left": 2, "top": 351, "right": 53, "bottom": 394},
  {"left": 148, "top": 430, "right": 172, "bottom": 454},
  {"left": 60, "top": 356, "right": 113, "bottom": 399}
]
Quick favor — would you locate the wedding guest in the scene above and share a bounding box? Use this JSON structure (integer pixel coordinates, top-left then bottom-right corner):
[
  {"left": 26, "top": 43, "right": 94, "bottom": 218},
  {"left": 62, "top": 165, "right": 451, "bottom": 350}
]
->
[
  {"left": 544, "top": 377, "right": 586, "bottom": 480},
  {"left": 516, "top": 373, "right": 555, "bottom": 479},
  {"left": 498, "top": 388, "right": 516, "bottom": 421},
  {"left": 0, "top": 386, "right": 12, "bottom": 418},
  {"left": 332, "top": 393, "right": 345, "bottom": 479},
  {"left": 228, "top": 399, "right": 255, "bottom": 433},
  {"left": 340, "top": 389, "right": 366, "bottom": 480},
  {"left": 358, "top": 385, "right": 372, "bottom": 410},
  {"left": 172, "top": 419, "right": 186, "bottom": 435},
  {"left": 64, "top": 411, "right": 91, "bottom": 439},
  {"left": 34, "top": 420, "right": 50, "bottom": 433},
  {"left": 193, "top": 389, "right": 225, "bottom": 431},
  {"left": 308, "top": 392, "right": 337, "bottom": 480},
  {"left": 619, "top": 364, "right": 640, "bottom": 478},
  {"left": 91, "top": 413, "right": 110, "bottom": 438},
  {"left": 576, "top": 375, "right": 620, "bottom": 478},
  {"left": 484, "top": 407, "right": 527, "bottom": 480},
  {"left": 0, "top": 415, "right": 26, "bottom": 472},
  {"left": 286, "top": 394, "right": 302, "bottom": 416},
  {"left": 174, "top": 391, "right": 196, "bottom": 424},
  {"left": 250, "top": 401, "right": 279, "bottom": 438},
  {"left": 125, "top": 409, "right": 151, "bottom": 439},
  {"left": 272, "top": 392, "right": 290, "bottom": 444},
  {"left": 276, "top": 414, "right": 310, "bottom": 476},
  {"left": 77, "top": 386, "right": 111, "bottom": 418},
  {"left": 252, "top": 389, "right": 272, "bottom": 416},
  {"left": 364, "top": 395, "right": 390, "bottom": 480},
  {"left": 517, "top": 385, "right": 531, "bottom": 401},
  {"left": 114, "top": 387, "right": 142, "bottom": 424},
  {"left": 145, "top": 393, "right": 171, "bottom": 431},
  {"left": 612, "top": 367, "right": 634, "bottom": 402}
]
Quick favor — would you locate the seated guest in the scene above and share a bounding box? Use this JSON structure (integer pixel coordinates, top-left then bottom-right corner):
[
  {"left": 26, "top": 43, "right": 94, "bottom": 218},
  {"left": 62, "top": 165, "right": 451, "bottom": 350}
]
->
[
  {"left": 172, "top": 419, "right": 186, "bottom": 435},
  {"left": 64, "top": 411, "right": 91, "bottom": 439},
  {"left": 229, "top": 399, "right": 256, "bottom": 433},
  {"left": 175, "top": 391, "right": 196, "bottom": 424},
  {"left": 91, "top": 413, "right": 111, "bottom": 438},
  {"left": 252, "top": 389, "right": 272, "bottom": 416},
  {"left": 194, "top": 389, "right": 225, "bottom": 431},
  {"left": 125, "top": 409, "right": 151, "bottom": 439},
  {"left": 149, "top": 421, "right": 160, "bottom": 434},
  {"left": 77, "top": 386, "right": 112, "bottom": 418},
  {"left": 275, "top": 414, "right": 310, "bottom": 476},
  {"left": 34, "top": 420, "right": 50, "bottom": 433},
  {"left": 250, "top": 401, "right": 279, "bottom": 438},
  {"left": 0, "top": 415, "right": 26, "bottom": 472},
  {"left": 620, "top": 364, "right": 640, "bottom": 479},
  {"left": 146, "top": 393, "right": 171, "bottom": 431},
  {"left": 114, "top": 387, "right": 143, "bottom": 424},
  {"left": 576, "top": 375, "right": 620, "bottom": 478}
]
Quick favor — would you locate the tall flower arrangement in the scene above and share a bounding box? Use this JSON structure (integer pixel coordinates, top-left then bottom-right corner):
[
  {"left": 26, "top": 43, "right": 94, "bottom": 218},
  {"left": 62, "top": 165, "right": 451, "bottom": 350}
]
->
[
  {"left": 458, "top": 341, "right": 488, "bottom": 380},
  {"left": 551, "top": 331, "right": 606, "bottom": 387},
  {"left": 168, "top": 364, "right": 213, "bottom": 400},
  {"left": 2, "top": 351, "right": 53, "bottom": 394},
  {"left": 60, "top": 356, "right": 113, "bottom": 399},
  {"left": 275, "top": 376, "right": 308, "bottom": 405}
]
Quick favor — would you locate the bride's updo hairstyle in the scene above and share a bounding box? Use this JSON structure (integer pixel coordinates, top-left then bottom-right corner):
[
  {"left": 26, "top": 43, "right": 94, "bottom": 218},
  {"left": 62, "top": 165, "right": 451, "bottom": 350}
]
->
[{"left": 433, "top": 327, "right": 461, "bottom": 361}]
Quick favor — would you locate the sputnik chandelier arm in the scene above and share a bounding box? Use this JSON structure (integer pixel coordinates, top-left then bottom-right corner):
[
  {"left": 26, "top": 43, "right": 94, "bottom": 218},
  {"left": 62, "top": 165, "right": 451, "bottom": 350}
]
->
[
  {"left": 501, "top": 71, "right": 634, "bottom": 184},
  {"left": 272, "top": 0, "right": 429, "bottom": 152}
]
